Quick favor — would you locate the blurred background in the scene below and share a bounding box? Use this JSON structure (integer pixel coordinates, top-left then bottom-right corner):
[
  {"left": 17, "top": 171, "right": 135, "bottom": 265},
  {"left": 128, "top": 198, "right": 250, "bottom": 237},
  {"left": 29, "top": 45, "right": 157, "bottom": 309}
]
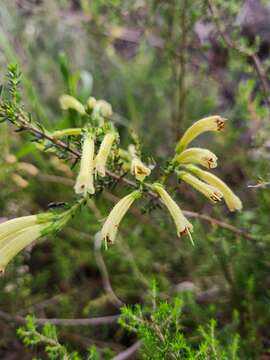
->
[{"left": 0, "top": 0, "right": 270, "bottom": 359}]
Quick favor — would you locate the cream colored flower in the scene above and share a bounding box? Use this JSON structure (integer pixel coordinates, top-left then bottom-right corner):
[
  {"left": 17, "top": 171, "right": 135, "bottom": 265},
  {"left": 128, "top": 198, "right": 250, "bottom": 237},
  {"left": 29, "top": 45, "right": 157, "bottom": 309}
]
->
[
  {"left": 101, "top": 190, "right": 141, "bottom": 245},
  {"left": 177, "top": 171, "right": 223, "bottom": 203},
  {"left": 0, "top": 212, "right": 56, "bottom": 272},
  {"left": 175, "top": 148, "right": 218, "bottom": 169},
  {"left": 0, "top": 224, "right": 44, "bottom": 273},
  {"left": 185, "top": 164, "right": 242, "bottom": 211},
  {"left": 87, "top": 96, "right": 97, "bottom": 110},
  {"left": 94, "top": 100, "right": 113, "bottom": 118},
  {"left": 152, "top": 183, "right": 193, "bottom": 242},
  {"left": 74, "top": 133, "right": 95, "bottom": 196},
  {"left": 59, "top": 95, "right": 85, "bottom": 115},
  {"left": 129, "top": 145, "right": 151, "bottom": 181},
  {"left": 95, "top": 132, "right": 116, "bottom": 177},
  {"left": 131, "top": 158, "right": 151, "bottom": 182},
  {"left": 176, "top": 116, "right": 226, "bottom": 153},
  {"left": 0, "top": 215, "right": 37, "bottom": 245}
]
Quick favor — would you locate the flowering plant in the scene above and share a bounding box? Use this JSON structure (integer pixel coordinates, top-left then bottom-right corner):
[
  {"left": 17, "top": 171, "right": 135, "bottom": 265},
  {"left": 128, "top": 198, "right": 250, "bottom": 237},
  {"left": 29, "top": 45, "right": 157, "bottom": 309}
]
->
[{"left": 0, "top": 65, "right": 242, "bottom": 273}]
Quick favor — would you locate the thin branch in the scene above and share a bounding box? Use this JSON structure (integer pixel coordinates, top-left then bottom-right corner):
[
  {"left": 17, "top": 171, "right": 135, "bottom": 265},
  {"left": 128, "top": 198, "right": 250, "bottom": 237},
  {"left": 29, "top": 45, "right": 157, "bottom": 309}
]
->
[
  {"left": 112, "top": 341, "right": 141, "bottom": 360},
  {"left": 183, "top": 210, "right": 254, "bottom": 240},
  {"left": 94, "top": 233, "right": 124, "bottom": 308},
  {"left": 0, "top": 310, "right": 119, "bottom": 326}
]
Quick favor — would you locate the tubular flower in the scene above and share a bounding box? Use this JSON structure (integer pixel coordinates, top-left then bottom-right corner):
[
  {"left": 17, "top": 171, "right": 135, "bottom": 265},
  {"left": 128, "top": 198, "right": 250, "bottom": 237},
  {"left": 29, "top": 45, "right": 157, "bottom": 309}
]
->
[
  {"left": 185, "top": 165, "right": 242, "bottom": 211},
  {"left": 176, "top": 116, "right": 226, "bottom": 153},
  {"left": 152, "top": 183, "right": 193, "bottom": 243},
  {"left": 74, "top": 133, "right": 95, "bottom": 196},
  {"left": 175, "top": 148, "right": 218, "bottom": 169},
  {"left": 177, "top": 171, "right": 223, "bottom": 203},
  {"left": 0, "top": 213, "right": 55, "bottom": 273},
  {"left": 94, "top": 132, "right": 116, "bottom": 177},
  {"left": 59, "top": 95, "right": 85, "bottom": 115},
  {"left": 101, "top": 190, "right": 141, "bottom": 245},
  {"left": 0, "top": 215, "right": 37, "bottom": 244}
]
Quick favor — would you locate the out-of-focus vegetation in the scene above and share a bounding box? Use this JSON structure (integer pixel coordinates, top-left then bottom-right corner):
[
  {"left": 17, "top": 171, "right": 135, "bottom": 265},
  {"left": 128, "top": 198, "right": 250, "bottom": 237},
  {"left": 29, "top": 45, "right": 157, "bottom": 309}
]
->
[{"left": 0, "top": 1, "right": 270, "bottom": 359}]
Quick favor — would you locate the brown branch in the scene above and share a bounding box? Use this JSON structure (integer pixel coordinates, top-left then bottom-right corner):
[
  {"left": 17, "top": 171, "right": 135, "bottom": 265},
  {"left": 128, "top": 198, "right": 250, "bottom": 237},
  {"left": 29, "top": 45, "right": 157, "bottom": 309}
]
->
[
  {"left": 112, "top": 341, "right": 141, "bottom": 360},
  {"left": 183, "top": 210, "right": 254, "bottom": 240},
  {"left": 0, "top": 310, "right": 119, "bottom": 326},
  {"left": 94, "top": 233, "right": 124, "bottom": 308}
]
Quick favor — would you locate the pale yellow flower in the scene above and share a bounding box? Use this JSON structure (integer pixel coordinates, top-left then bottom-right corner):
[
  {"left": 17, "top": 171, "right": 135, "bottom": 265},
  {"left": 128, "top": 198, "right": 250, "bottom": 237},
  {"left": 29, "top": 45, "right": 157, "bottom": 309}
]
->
[
  {"left": 59, "top": 95, "right": 85, "bottom": 115},
  {"left": 177, "top": 171, "right": 223, "bottom": 203},
  {"left": 0, "top": 224, "right": 44, "bottom": 273},
  {"left": 185, "top": 165, "right": 242, "bottom": 211},
  {"left": 101, "top": 190, "right": 141, "bottom": 244},
  {"left": 0, "top": 212, "right": 56, "bottom": 272},
  {"left": 152, "top": 183, "right": 193, "bottom": 242},
  {"left": 74, "top": 133, "right": 95, "bottom": 196},
  {"left": 129, "top": 145, "right": 151, "bottom": 181},
  {"left": 94, "top": 100, "right": 113, "bottom": 118},
  {"left": 175, "top": 148, "right": 218, "bottom": 169},
  {"left": 0, "top": 215, "right": 37, "bottom": 245},
  {"left": 176, "top": 116, "right": 226, "bottom": 153},
  {"left": 131, "top": 158, "right": 151, "bottom": 182},
  {"left": 94, "top": 132, "right": 116, "bottom": 177},
  {"left": 87, "top": 96, "right": 97, "bottom": 110}
]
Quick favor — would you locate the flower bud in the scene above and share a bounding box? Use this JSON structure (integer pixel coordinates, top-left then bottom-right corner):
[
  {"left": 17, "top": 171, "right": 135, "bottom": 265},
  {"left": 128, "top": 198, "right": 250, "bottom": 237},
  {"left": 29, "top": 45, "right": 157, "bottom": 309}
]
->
[
  {"left": 59, "top": 95, "right": 85, "bottom": 115},
  {"left": 87, "top": 96, "right": 97, "bottom": 110},
  {"left": 95, "top": 100, "right": 113, "bottom": 118}
]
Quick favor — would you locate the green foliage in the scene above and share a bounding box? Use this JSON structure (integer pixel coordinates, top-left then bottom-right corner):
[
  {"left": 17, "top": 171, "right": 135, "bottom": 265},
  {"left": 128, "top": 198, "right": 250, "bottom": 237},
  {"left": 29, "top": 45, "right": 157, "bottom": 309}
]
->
[
  {"left": 120, "top": 295, "right": 240, "bottom": 359},
  {"left": 17, "top": 316, "right": 100, "bottom": 360},
  {"left": 0, "top": 1, "right": 270, "bottom": 359}
]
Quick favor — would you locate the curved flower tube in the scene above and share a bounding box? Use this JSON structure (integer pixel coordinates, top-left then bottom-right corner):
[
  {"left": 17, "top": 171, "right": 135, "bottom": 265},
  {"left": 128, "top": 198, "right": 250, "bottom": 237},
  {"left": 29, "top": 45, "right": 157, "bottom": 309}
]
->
[
  {"left": 177, "top": 171, "right": 223, "bottom": 203},
  {"left": 176, "top": 116, "right": 226, "bottom": 153},
  {"left": 152, "top": 183, "right": 193, "bottom": 243},
  {"left": 185, "top": 165, "right": 242, "bottom": 211},
  {"left": 175, "top": 148, "right": 218, "bottom": 169},
  {"left": 101, "top": 190, "right": 141, "bottom": 245},
  {"left": 74, "top": 133, "right": 95, "bottom": 196},
  {"left": 59, "top": 95, "right": 85, "bottom": 115},
  {"left": 95, "top": 132, "right": 116, "bottom": 177}
]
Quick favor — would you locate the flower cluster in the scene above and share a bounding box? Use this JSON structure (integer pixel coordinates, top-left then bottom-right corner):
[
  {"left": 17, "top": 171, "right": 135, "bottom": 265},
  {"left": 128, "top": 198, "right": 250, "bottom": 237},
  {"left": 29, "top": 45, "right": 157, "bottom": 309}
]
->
[
  {"left": 0, "top": 90, "right": 243, "bottom": 272},
  {"left": 174, "top": 116, "right": 242, "bottom": 212},
  {"left": 59, "top": 94, "right": 112, "bottom": 123}
]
